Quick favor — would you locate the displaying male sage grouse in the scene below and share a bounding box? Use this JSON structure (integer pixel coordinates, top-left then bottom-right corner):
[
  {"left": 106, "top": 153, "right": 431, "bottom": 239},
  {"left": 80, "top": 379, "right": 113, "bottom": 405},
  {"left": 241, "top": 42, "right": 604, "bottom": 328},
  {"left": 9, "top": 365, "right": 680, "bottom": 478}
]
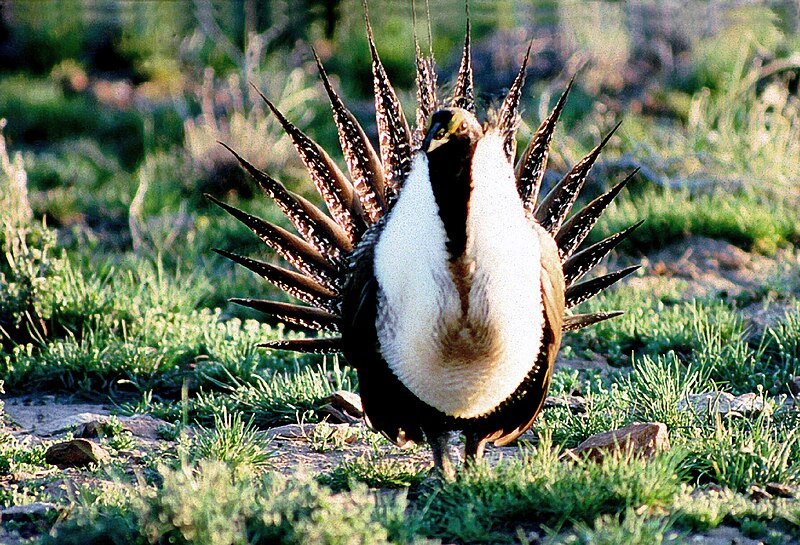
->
[{"left": 209, "top": 10, "right": 641, "bottom": 477}]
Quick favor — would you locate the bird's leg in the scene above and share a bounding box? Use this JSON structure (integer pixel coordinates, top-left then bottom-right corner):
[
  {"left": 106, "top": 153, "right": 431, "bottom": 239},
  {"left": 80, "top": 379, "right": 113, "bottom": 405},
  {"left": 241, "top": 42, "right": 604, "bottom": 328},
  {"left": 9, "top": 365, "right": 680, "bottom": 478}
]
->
[
  {"left": 430, "top": 431, "right": 455, "bottom": 479},
  {"left": 464, "top": 432, "right": 488, "bottom": 466}
]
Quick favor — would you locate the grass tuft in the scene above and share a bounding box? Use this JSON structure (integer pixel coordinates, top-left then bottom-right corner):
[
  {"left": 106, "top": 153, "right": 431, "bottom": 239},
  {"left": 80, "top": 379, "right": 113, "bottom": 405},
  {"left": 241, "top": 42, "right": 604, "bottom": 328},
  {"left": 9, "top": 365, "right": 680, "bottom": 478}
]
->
[
  {"left": 182, "top": 408, "right": 275, "bottom": 472},
  {"left": 320, "top": 453, "right": 428, "bottom": 491},
  {"left": 44, "top": 461, "right": 434, "bottom": 545},
  {"left": 419, "top": 434, "right": 684, "bottom": 543}
]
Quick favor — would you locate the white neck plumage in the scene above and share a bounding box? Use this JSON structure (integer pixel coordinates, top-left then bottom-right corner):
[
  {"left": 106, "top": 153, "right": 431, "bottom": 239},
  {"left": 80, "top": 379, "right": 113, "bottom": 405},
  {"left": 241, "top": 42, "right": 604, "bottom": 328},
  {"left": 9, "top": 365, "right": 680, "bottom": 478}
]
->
[{"left": 373, "top": 132, "right": 545, "bottom": 419}]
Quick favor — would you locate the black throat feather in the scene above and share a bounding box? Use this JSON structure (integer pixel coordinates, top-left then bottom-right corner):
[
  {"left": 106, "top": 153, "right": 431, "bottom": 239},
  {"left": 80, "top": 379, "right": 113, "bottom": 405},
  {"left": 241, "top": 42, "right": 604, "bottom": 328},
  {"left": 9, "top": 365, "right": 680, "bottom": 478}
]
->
[{"left": 427, "top": 138, "right": 474, "bottom": 260}]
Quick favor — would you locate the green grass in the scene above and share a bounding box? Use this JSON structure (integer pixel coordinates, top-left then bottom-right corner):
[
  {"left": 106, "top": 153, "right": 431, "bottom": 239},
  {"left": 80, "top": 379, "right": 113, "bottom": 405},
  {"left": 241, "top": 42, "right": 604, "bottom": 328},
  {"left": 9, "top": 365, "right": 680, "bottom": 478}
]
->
[
  {"left": 590, "top": 187, "right": 800, "bottom": 255},
  {"left": 566, "top": 289, "right": 741, "bottom": 364},
  {"left": 176, "top": 359, "right": 357, "bottom": 427},
  {"left": 559, "top": 511, "right": 677, "bottom": 545},
  {"left": 42, "top": 461, "right": 433, "bottom": 545},
  {"left": 0, "top": 434, "right": 49, "bottom": 482},
  {"left": 567, "top": 286, "right": 800, "bottom": 396},
  {"left": 419, "top": 436, "right": 684, "bottom": 543},
  {"left": 181, "top": 408, "right": 276, "bottom": 472},
  {"left": 320, "top": 453, "right": 428, "bottom": 491},
  {"left": 2, "top": 4, "right": 800, "bottom": 543},
  {"left": 682, "top": 413, "right": 800, "bottom": 492}
]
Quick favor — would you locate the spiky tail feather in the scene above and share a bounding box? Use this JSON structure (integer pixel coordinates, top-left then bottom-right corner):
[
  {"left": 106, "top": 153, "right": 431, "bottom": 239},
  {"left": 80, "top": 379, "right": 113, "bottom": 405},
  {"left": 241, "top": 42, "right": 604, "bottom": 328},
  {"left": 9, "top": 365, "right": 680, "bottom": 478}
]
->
[{"left": 212, "top": 14, "right": 641, "bottom": 348}]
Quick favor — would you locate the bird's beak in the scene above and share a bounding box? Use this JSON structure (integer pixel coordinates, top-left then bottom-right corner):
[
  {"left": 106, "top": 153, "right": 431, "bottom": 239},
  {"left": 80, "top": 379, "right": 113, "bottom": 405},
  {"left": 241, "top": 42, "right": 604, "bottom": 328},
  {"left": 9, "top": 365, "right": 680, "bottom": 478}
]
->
[{"left": 422, "top": 120, "right": 448, "bottom": 153}]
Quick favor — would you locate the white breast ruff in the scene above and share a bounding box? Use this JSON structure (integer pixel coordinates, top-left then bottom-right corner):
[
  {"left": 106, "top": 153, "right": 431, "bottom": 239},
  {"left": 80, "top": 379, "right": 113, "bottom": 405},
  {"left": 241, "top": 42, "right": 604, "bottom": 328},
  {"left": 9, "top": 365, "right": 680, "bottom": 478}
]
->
[{"left": 374, "top": 134, "right": 544, "bottom": 419}]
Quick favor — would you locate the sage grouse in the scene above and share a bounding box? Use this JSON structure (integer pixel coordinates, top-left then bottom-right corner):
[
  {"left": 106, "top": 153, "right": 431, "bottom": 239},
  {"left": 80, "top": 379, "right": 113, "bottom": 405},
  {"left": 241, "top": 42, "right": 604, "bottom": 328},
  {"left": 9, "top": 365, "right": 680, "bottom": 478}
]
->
[{"left": 209, "top": 12, "right": 641, "bottom": 477}]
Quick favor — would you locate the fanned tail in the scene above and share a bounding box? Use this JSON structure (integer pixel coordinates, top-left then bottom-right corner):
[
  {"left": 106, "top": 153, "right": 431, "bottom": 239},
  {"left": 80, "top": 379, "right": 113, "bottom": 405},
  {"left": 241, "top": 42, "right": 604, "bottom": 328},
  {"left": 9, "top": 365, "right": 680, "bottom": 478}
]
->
[
  {"left": 516, "top": 79, "right": 572, "bottom": 210},
  {"left": 496, "top": 41, "right": 533, "bottom": 161},
  {"left": 534, "top": 121, "right": 622, "bottom": 234},
  {"left": 412, "top": 0, "right": 438, "bottom": 147},
  {"left": 314, "top": 50, "right": 387, "bottom": 224},
  {"left": 365, "top": 2, "right": 413, "bottom": 202},
  {"left": 450, "top": 5, "right": 475, "bottom": 114}
]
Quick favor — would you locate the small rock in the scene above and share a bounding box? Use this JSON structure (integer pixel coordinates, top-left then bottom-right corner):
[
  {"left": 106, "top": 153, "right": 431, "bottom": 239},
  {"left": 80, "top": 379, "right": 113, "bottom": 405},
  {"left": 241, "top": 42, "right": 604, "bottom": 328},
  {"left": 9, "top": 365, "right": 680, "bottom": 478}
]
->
[
  {"left": 543, "top": 394, "right": 587, "bottom": 414},
  {"left": 119, "top": 415, "right": 168, "bottom": 439},
  {"left": 765, "top": 482, "right": 797, "bottom": 498},
  {"left": 748, "top": 484, "right": 772, "bottom": 502},
  {"left": 49, "top": 412, "right": 110, "bottom": 435},
  {"left": 677, "top": 392, "right": 766, "bottom": 417},
  {"left": 74, "top": 419, "right": 107, "bottom": 438},
  {"left": 9, "top": 470, "right": 52, "bottom": 482},
  {"left": 319, "top": 404, "right": 361, "bottom": 424},
  {"left": 45, "top": 439, "right": 109, "bottom": 468},
  {"left": 321, "top": 390, "right": 364, "bottom": 418},
  {"left": 789, "top": 376, "right": 800, "bottom": 397},
  {"left": 75, "top": 415, "right": 165, "bottom": 440},
  {"left": 519, "top": 530, "right": 542, "bottom": 545},
  {"left": 729, "top": 393, "right": 765, "bottom": 414},
  {"left": 0, "top": 502, "right": 58, "bottom": 522},
  {"left": 573, "top": 422, "right": 669, "bottom": 462},
  {"left": 263, "top": 423, "right": 317, "bottom": 441}
]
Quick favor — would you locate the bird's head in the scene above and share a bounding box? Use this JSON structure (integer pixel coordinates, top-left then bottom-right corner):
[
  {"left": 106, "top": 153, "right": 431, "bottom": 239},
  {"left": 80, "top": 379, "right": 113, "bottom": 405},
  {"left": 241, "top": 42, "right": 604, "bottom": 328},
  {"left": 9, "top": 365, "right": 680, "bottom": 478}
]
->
[
  {"left": 416, "top": 108, "right": 484, "bottom": 259},
  {"left": 422, "top": 108, "right": 484, "bottom": 155}
]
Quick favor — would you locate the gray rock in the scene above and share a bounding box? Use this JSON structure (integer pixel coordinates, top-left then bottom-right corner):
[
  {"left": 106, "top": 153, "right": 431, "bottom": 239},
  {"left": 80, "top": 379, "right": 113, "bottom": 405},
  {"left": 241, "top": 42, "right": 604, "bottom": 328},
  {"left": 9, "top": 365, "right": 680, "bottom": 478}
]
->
[
  {"left": 0, "top": 502, "right": 58, "bottom": 522},
  {"left": 677, "top": 392, "right": 766, "bottom": 416},
  {"left": 119, "top": 415, "right": 168, "bottom": 439},
  {"left": 44, "top": 439, "right": 109, "bottom": 468},
  {"left": 543, "top": 394, "right": 587, "bottom": 414},
  {"left": 263, "top": 423, "right": 318, "bottom": 441},
  {"left": 321, "top": 390, "right": 364, "bottom": 418},
  {"left": 573, "top": 422, "right": 670, "bottom": 461}
]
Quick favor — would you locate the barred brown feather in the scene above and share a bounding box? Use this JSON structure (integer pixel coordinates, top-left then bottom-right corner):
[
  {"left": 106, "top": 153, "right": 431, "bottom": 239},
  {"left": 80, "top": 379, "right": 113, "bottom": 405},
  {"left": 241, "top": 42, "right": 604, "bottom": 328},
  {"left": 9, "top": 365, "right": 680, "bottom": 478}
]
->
[
  {"left": 535, "top": 120, "right": 622, "bottom": 233},
  {"left": 253, "top": 87, "right": 366, "bottom": 241},
  {"left": 365, "top": 8, "right": 413, "bottom": 202},
  {"left": 496, "top": 41, "right": 532, "bottom": 161},
  {"left": 555, "top": 169, "right": 638, "bottom": 260},
  {"left": 206, "top": 195, "right": 341, "bottom": 290},
  {"left": 562, "top": 220, "right": 644, "bottom": 287},
  {"left": 230, "top": 298, "right": 341, "bottom": 332},
  {"left": 220, "top": 144, "right": 351, "bottom": 258},
  {"left": 562, "top": 311, "right": 625, "bottom": 332},
  {"left": 212, "top": 249, "right": 339, "bottom": 313},
  {"left": 516, "top": 79, "right": 572, "bottom": 211},
  {"left": 411, "top": 0, "right": 437, "bottom": 147},
  {"left": 314, "top": 51, "right": 387, "bottom": 223},
  {"left": 565, "top": 265, "right": 640, "bottom": 308},
  {"left": 450, "top": 15, "right": 475, "bottom": 114},
  {"left": 258, "top": 337, "right": 343, "bottom": 354}
]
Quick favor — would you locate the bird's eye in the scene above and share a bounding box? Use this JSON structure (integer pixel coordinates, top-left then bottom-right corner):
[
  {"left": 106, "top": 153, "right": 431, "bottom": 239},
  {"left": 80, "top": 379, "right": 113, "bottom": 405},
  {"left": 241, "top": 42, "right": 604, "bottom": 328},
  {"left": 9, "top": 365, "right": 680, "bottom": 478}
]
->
[{"left": 459, "top": 121, "right": 467, "bottom": 131}]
